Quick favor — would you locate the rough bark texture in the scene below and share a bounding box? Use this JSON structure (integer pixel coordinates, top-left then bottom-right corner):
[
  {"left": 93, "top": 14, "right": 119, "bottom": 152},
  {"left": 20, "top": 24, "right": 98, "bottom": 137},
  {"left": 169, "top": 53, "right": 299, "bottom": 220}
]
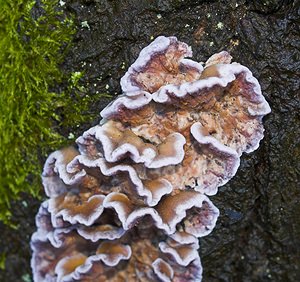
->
[{"left": 0, "top": 0, "right": 299, "bottom": 281}]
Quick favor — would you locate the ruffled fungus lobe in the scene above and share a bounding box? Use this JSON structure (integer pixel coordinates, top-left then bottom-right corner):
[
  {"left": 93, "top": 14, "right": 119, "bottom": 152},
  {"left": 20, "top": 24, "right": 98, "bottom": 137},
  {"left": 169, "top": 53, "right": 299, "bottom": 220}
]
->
[{"left": 31, "top": 36, "right": 270, "bottom": 281}]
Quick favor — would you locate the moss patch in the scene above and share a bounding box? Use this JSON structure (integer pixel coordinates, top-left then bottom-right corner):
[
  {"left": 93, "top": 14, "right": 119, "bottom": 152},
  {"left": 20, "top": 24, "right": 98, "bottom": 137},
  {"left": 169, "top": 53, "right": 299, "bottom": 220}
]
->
[{"left": 0, "top": 0, "right": 109, "bottom": 225}]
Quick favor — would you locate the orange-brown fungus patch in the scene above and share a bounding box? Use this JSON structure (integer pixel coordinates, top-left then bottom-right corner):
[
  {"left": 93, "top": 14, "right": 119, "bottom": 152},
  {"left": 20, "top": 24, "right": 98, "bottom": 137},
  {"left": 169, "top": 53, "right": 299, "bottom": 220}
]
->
[{"left": 133, "top": 43, "right": 201, "bottom": 93}]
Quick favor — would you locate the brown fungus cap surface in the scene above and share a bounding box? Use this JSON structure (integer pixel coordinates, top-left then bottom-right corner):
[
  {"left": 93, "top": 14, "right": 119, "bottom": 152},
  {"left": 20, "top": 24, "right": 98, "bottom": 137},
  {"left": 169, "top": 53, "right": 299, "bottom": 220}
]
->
[{"left": 31, "top": 36, "right": 270, "bottom": 282}]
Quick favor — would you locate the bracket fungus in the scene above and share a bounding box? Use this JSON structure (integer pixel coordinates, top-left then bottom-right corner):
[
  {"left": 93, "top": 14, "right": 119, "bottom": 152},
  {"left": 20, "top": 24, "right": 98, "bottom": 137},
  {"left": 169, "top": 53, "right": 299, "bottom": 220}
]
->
[{"left": 31, "top": 36, "right": 270, "bottom": 281}]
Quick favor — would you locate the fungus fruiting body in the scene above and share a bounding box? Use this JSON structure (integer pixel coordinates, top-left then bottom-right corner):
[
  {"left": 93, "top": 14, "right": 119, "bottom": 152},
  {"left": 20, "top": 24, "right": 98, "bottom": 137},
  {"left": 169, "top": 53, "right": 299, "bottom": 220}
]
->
[{"left": 31, "top": 36, "right": 270, "bottom": 281}]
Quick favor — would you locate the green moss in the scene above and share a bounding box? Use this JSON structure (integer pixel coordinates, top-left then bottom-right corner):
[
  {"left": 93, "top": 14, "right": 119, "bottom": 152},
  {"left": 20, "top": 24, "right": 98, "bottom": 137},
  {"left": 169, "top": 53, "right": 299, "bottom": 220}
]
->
[
  {"left": 21, "top": 273, "right": 32, "bottom": 282},
  {"left": 0, "top": 0, "right": 109, "bottom": 225},
  {"left": 0, "top": 252, "right": 5, "bottom": 270}
]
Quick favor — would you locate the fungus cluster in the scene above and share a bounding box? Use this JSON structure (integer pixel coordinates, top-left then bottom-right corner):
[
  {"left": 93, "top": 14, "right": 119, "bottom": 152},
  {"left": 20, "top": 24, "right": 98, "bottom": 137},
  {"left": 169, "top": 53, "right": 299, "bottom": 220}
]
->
[{"left": 31, "top": 36, "right": 270, "bottom": 281}]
